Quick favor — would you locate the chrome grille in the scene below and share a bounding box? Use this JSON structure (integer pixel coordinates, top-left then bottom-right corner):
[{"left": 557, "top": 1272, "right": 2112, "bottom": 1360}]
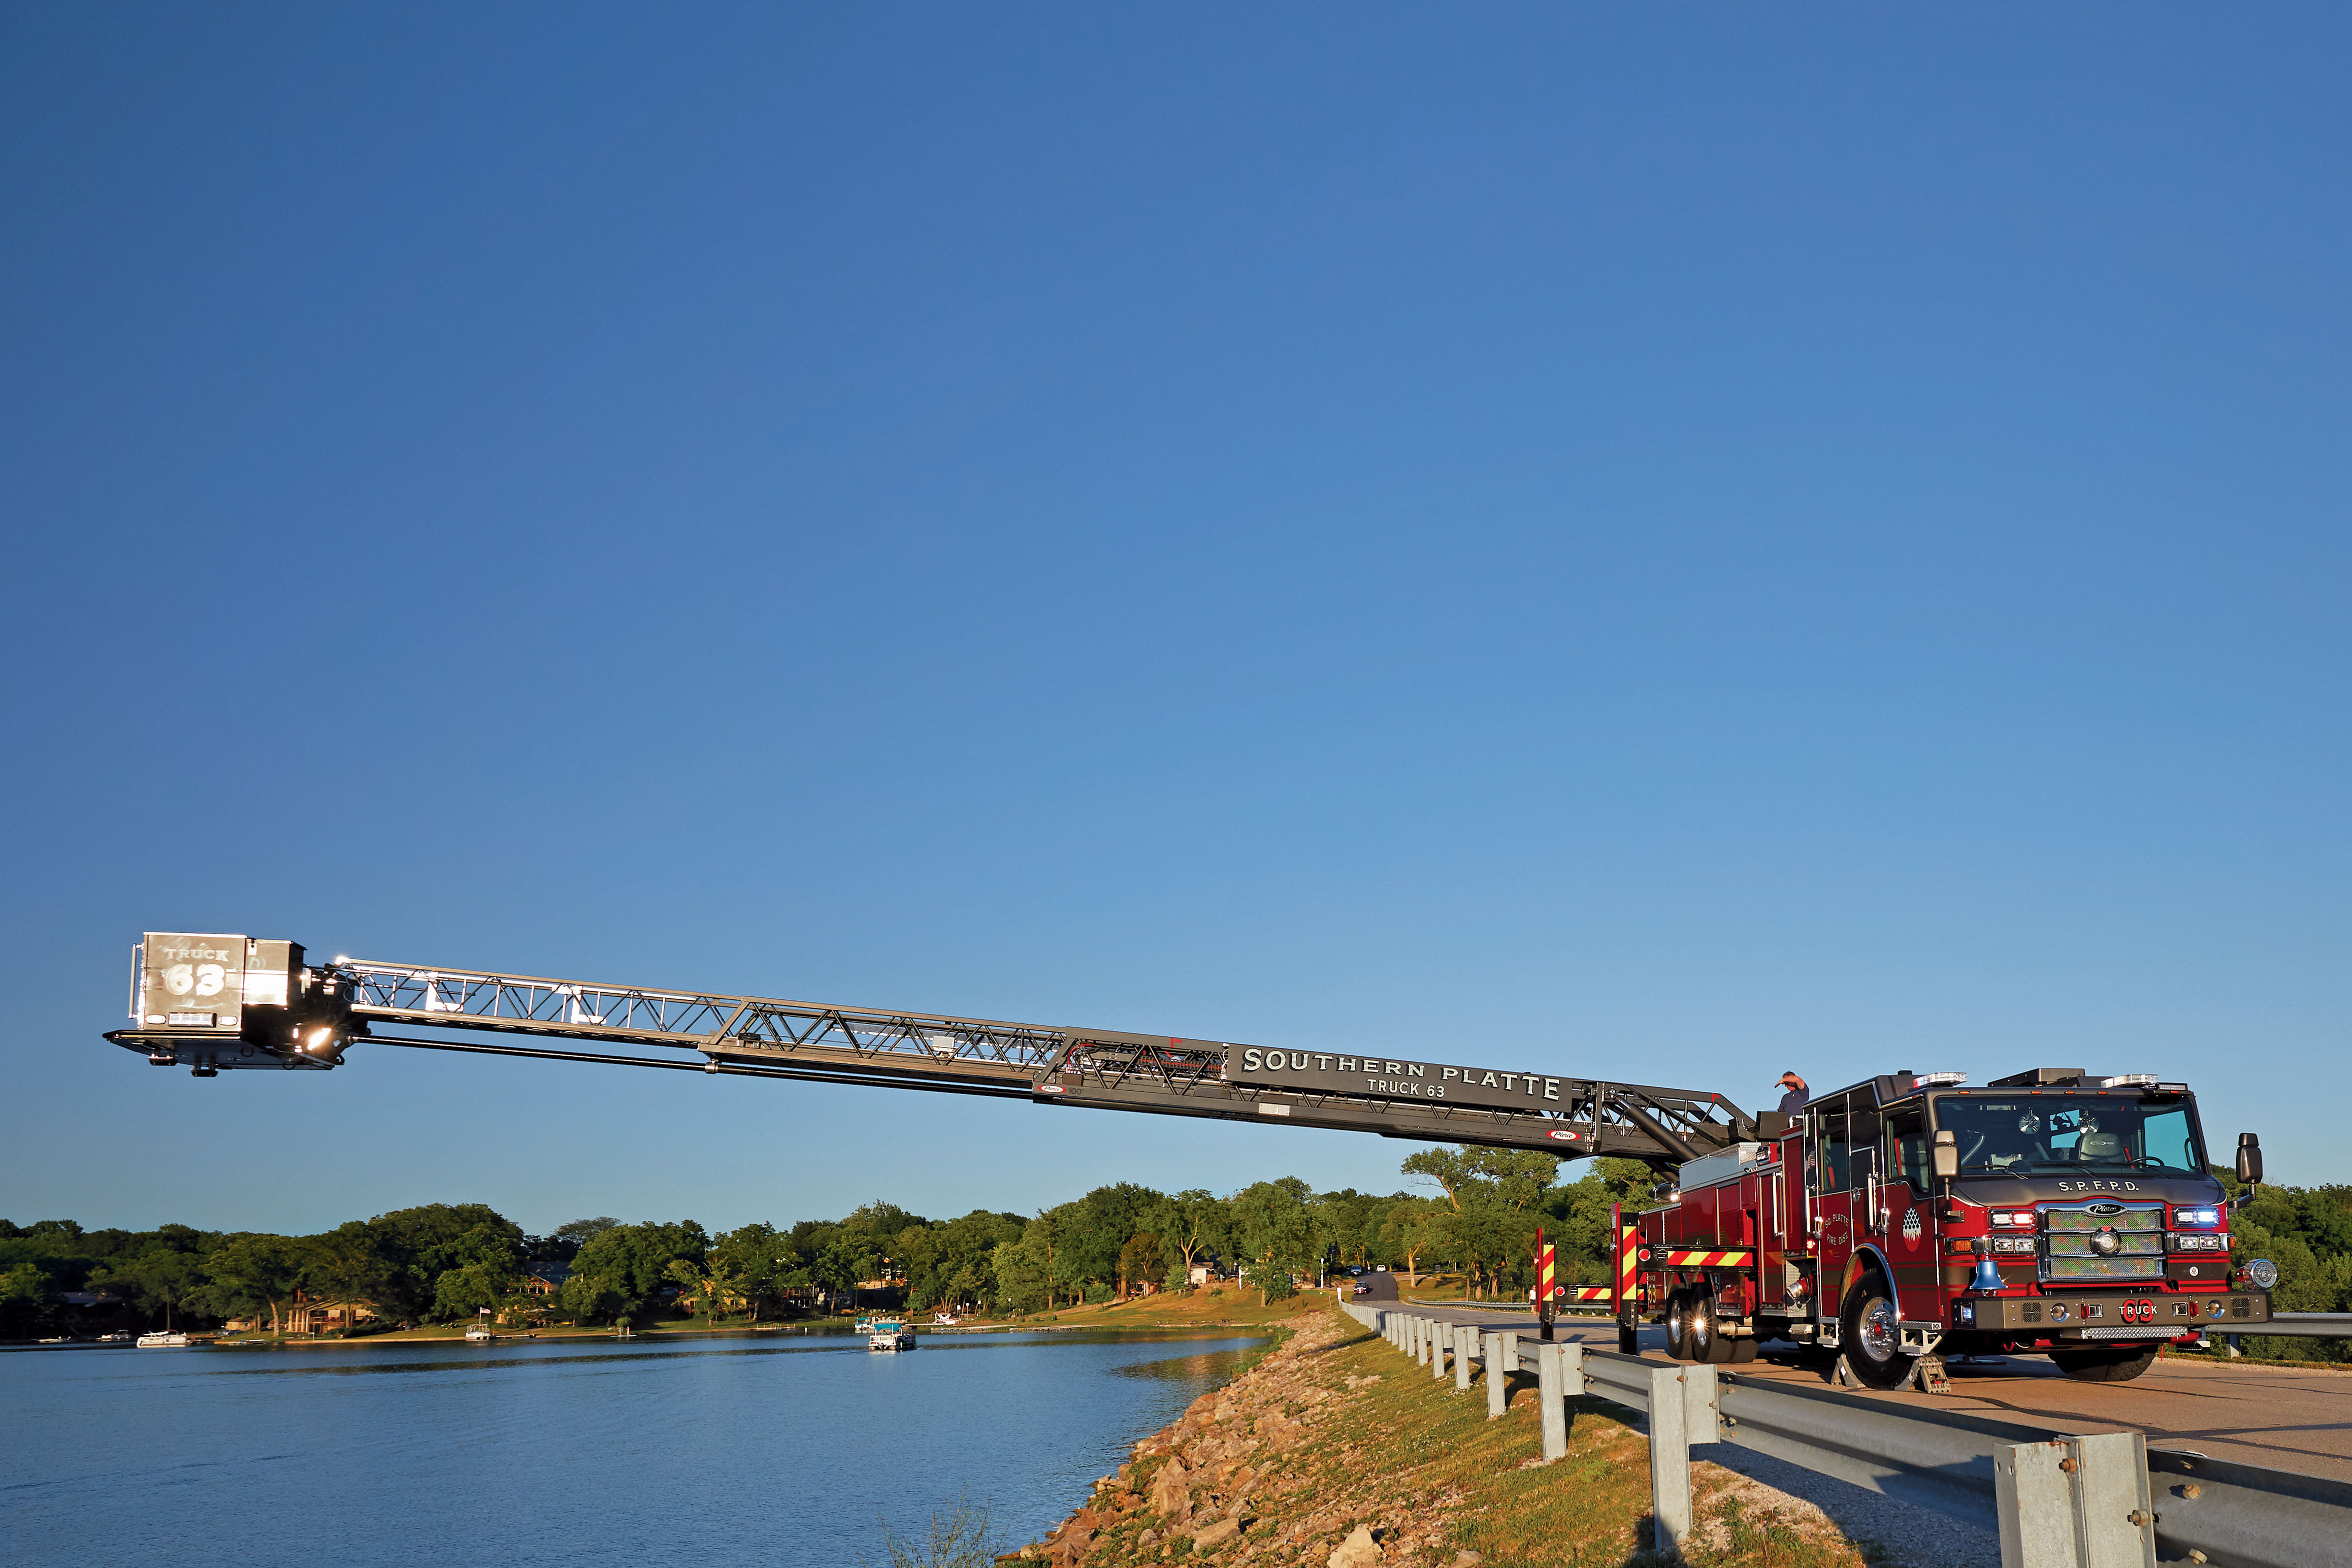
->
[
  {"left": 2042, "top": 1204, "right": 2162, "bottom": 1232},
  {"left": 2045, "top": 1256, "right": 2164, "bottom": 1281},
  {"left": 2039, "top": 1202, "right": 2166, "bottom": 1284},
  {"left": 2047, "top": 1233, "right": 2163, "bottom": 1257}
]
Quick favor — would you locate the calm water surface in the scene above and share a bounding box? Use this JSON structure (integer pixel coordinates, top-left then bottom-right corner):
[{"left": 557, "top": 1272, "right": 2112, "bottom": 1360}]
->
[{"left": 3, "top": 1328, "right": 1268, "bottom": 1566}]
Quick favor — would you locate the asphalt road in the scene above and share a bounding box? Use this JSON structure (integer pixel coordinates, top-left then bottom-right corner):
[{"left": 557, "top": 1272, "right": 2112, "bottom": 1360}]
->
[{"left": 1352, "top": 1292, "right": 2352, "bottom": 1484}]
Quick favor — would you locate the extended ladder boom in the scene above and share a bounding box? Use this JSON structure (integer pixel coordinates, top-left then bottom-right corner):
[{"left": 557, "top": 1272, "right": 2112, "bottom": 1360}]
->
[{"left": 107, "top": 932, "right": 1753, "bottom": 1165}]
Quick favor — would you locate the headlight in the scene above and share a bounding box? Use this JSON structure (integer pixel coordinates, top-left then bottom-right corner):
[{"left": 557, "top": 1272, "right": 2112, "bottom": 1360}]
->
[
  {"left": 2172, "top": 1207, "right": 2222, "bottom": 1227},
  {"left": 2247, "top": 1257, "right": 2280, "bottom": 1290},
  {"left": 1990, "top": 1237, "right": 2036, "bottom": 1254},
  {"left": 2169, "top": 1234, "right": 2228, "bottom": 1252}
]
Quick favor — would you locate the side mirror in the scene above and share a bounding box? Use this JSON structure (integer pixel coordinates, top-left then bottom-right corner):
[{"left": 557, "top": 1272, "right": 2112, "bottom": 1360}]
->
[
  {"left": 2236, "top": 1132, "right": 2263, "bottom": 1188},
  {"left": 1932, "top": 1129, "right": 1959, "bottom": 1182}
]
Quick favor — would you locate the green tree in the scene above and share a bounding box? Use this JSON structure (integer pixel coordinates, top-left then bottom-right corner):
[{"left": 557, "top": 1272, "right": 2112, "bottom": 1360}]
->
[
  {"left": 203, "top": 1233, "right": 312, "bottom": 1333},
  {"left": 1118, "top": 1231, "right": 1165, "bottom": 1297},
  {"left": 0, "top": 1261, "right": 58, "bottom": 1338},
  {"left": 711, "top": 1223, "right": 793, "bottom": 1323},
  {"left": 95, "top": 1248, "right": 203, "bottom": 1331},
  {"left": 562, "top": 1220, "right": 709, "bottom": 1325},
  {"left": 1145, "top": 1190, "right": 1227, "bottom": 1289},
  {"left": 1400, "top": 1146, "right": 1560, "bottom": 1298},
  {"left": 1379, "top": 1196, "right": 1448, "bottom": 1281},
  {"left": 1058, "top": 1184, "right": 1163, "bottom": 1300},
  {"left": 664, "top": 1257, "right": 728, "bottom": 1325},
  {"left": 1230, "top": 1178, "right": 1324, "bottom": 1304},
  {"left": 553, "top": 1217, "right": 623, "bottom": 1252},
  {"left": 992, "top": 1208, "right": 1067, "bottom": 1313},
  {"left": 906, "top": 1212, "right": 1025, "bottom": 1312}
]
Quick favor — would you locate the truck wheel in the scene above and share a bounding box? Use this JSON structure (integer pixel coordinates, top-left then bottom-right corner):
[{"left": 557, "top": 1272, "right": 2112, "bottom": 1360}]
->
[
  {"left": 1728, "top": 1335, "right": 1758, "bottom": 1364},
  {"left": 2051, "top": 1344, "right": 2162, "bottom": 1382},
  {"left": 1688, "top": 1293, "right": 1735, "bottom": 1364},
  {"left": 1664, "top": 1289, "right": 1693, "bottom": 1359},
  {"left": 1837, "top": 1275, "right": 1913, "bottom": 1390}
]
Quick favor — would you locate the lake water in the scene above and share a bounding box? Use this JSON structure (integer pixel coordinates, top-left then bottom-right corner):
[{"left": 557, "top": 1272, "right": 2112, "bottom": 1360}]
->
[{"left": 2, "top": 1328, "right": 1269, "bottom": 1566}]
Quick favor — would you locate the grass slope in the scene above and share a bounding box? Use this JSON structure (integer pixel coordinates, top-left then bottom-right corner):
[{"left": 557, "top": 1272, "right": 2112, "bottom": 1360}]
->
[{"left": 1020, "top": 1301, "right": 1892, "bottom": 1568}]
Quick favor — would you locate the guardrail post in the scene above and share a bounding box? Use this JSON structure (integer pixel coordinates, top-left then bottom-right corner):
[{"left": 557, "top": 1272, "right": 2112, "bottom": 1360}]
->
[
  {"left": 1648, "top": 1364, "right": 1694, "bottom": 1558},
  {"left": 1433, "top": 1323, "right": 1450, "bottom": 1380},
  {"left": 1500, "top": 1329, "right": 1520, "bottom": 1374},
  {"left": 1455, "top": 1326, "right": 1474, "bottom": 1391},
  {"left": 1994, "top": 1432, "right": 2155, "bottom": 1568},
  {"left": 1536, "top": 1343, "right": 1567, "bottom": 1460},
  {"left": 1560, "top": 1338, "right": 1585, "bottom": 1399},
  {"left": 1484, "top": 1331, "right": 1506, "bottom": 1417}
]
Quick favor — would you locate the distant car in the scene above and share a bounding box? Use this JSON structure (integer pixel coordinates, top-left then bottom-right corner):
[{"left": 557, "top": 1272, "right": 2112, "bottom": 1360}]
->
[{"left": 1375, "top": 1266, "right": 1389, "bottom": 1272}]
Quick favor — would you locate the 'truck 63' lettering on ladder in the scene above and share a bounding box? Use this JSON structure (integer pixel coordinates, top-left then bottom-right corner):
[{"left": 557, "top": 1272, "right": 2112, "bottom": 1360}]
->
[{"left": 1225, "top": 1046, "right": 1575, "bottom": 1114}]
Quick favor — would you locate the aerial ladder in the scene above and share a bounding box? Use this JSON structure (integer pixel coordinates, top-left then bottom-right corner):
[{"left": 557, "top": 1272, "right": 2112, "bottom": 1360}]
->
[{"left": 107, "top": 932, "right": 1756, "bottom": 1167}]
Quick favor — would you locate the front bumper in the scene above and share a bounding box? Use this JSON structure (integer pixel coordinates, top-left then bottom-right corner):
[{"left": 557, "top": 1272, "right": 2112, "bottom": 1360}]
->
[{"left": 1957, "top": 1290, "right": 2270, "bottom": 1337}]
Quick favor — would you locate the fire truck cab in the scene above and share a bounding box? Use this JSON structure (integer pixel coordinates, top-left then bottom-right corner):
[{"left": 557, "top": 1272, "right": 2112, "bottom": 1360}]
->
[{"left": 1626, "top": 1067, "right": 2275, "bottom": 1389}]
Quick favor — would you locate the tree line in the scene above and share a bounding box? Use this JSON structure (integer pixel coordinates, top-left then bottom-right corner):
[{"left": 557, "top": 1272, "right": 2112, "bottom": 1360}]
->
[
  {"left": 7, "top": 1152, "right": 2342, "bottom": 1356},
  {"left": 0, "top": 1147, "right": 1649, "bottom": 1336}
]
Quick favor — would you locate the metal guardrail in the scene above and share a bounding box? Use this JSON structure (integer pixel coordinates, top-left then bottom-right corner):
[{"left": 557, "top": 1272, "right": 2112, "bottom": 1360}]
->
[
  {"left": 2230, "top": 1313, "right": 2352, "bottom": 1338},
  {"left": 1342, "top": 1302, "right": 2352, "bottom": 1567}
]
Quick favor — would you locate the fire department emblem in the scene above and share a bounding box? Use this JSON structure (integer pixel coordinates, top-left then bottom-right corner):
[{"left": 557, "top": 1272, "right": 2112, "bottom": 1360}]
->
[{"left": 1902, "top": 1210, "right": 1922, "bottom": 1244}]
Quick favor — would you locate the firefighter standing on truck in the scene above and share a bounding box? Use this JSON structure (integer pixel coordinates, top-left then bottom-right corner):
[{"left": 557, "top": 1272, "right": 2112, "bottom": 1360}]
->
[{"left": 1776, "top": 1071, "right": 1808, "bottom": 1116}]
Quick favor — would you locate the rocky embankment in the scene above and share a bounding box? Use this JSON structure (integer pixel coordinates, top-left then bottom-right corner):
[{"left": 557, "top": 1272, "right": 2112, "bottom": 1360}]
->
[{"left": 1012, "top": 1306, "right": 1478, "bottom": 1568}]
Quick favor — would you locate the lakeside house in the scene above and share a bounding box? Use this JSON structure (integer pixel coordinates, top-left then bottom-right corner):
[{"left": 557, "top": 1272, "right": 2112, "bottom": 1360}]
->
[
  {"left": 521, "top": 1263, "right": 571, "bottom": 1296},
  {"left": 222, "top": 1291, "right": 378, "bottom": 1334}
]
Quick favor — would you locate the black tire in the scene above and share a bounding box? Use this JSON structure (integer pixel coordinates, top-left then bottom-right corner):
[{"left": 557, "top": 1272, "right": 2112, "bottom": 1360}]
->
[
  {"left": 1838, "top": 1275, "right": 1914, "bottom": 1390},
  {"left": 1728, "top": 1335, "right": 1759, "bottom": 1364},
  {"left": 1664, "top": 1289, "right": 1693, "bottom": 1360},
  {"left": 2051, "top": 1344, "right": 2162, "bottom": 1382},
  {"left": 1688, "top": 1292, "right": 1735, "bottom": 1364}
]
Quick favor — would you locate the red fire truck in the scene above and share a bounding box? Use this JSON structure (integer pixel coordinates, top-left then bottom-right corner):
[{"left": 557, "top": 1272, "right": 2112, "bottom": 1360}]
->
[{"left": 1612, "top": 1067, "right": 2277, "bottom": 1389}]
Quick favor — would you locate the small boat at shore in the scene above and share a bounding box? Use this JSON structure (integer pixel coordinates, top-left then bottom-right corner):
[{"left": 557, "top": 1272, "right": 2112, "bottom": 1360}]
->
[
  {"left": 137, "top": 1332, "right": 191, "bottom": 1348},
  {"left": 866, "top": 1318, "right": 915, "bottom": 1352}
]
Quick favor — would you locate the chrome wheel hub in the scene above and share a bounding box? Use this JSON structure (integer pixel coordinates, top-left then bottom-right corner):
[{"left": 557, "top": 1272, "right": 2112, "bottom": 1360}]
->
[{"left": 1859, "top": 1297, "right": 1898, "bottom": 1360}]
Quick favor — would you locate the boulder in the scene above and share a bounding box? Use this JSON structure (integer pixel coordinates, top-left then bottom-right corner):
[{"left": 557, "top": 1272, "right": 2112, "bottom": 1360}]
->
[
  {"left": 1329, "top": 1525, "right": 1384, "bottom": 1568},
  {"left": 1147, "top": 1458, "right": 1192, "bottom": 1517},
  {"left": 1192, "top": 1518, "right": 1242, "bottom": 1551}
]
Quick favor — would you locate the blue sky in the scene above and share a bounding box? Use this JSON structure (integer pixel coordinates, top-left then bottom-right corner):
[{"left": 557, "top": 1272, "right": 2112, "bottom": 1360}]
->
[{"left": 5, "top": 4, "right": 2346, "bottom": 1235}]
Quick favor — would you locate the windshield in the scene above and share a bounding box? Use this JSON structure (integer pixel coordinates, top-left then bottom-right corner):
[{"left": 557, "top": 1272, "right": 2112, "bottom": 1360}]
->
[{"left": 1931, "top": 1094, "right": 2205, "bottom": 1178}]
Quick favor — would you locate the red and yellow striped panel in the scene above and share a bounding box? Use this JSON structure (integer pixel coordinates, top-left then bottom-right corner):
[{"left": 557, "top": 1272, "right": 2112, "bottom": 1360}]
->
[
  {"left": 1566, "top": 1286, "right": 1614, "bottom": 1302},
  {"left": 1654, "top": 1249, "right": 1755, "bottom": 1268},
  {"left": 1617, "top": 1224, "right": 1638, "bottom": 1304},
  {"left": 1537, "top": 1243, "right": 1555, "bottom": 1301}
]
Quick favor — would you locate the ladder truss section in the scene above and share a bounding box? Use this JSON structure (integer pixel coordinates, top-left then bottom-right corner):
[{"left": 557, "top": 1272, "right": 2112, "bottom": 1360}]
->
[{"left": 107, "top": 936, "right": 1751, "bottom": 1167}]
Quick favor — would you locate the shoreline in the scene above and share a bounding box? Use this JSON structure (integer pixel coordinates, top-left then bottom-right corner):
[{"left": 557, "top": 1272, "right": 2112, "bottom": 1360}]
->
[
  {"left": 2, "top": 1314, "right": 1295, "bottom": 1354},
  {"left": 1012, "top": 1301, "right": 1899, "bottom": 1568}
]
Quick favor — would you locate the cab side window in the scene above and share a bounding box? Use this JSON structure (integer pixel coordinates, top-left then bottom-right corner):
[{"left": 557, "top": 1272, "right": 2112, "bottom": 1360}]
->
[
  {"left": 1888, "top": 1108, "right": 1928, "bottom": 1194},
  {"left": 1849, "top": 1107, "right": 1883, "bottom": 1190},
  {"left": 1816, "top": 1107, "right": 1850, "bottom": 1192}
]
